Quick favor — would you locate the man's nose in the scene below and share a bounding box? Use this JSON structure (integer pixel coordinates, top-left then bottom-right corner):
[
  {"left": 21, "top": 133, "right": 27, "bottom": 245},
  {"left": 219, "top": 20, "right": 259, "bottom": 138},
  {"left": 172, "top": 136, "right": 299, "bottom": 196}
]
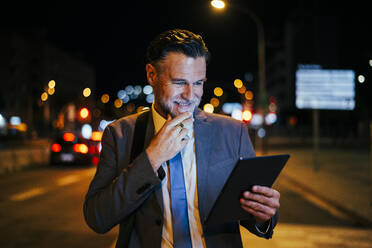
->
[{"left": 181, "top": 84, "right": 194, "bottom": 100}]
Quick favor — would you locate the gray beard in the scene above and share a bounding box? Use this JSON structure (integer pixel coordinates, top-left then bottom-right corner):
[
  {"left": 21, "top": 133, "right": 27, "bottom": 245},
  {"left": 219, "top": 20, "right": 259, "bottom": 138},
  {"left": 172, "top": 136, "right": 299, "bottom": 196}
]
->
[{"left": 158, "top": 101, "right": 199, "bottom": 118}]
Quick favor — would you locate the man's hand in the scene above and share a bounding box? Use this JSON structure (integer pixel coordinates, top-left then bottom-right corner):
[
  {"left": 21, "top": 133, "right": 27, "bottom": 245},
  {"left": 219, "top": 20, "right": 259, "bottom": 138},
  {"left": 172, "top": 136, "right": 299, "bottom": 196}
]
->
[
  {"left": 146, "top": 112, "right": 193, "bottom": 171},
  {"left": 240, "top": 185, "right": 280, "bottom": 223}
]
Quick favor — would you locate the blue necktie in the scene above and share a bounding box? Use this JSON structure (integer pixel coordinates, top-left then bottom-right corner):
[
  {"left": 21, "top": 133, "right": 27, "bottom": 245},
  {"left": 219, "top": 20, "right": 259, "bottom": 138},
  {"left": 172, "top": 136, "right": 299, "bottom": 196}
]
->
[{"left": 169, "top": 152, "right": 192, "bottom": 248}]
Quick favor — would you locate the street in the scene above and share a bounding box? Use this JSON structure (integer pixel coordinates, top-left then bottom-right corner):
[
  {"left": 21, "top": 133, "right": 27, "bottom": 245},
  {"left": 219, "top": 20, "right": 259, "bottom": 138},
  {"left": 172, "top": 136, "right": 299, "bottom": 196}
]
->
[
  {"left": 0, "top": 162, "right": 371, "bottom": 248},
  {"left": 0, "top": 165, "right": 117, "bottom": 248}
]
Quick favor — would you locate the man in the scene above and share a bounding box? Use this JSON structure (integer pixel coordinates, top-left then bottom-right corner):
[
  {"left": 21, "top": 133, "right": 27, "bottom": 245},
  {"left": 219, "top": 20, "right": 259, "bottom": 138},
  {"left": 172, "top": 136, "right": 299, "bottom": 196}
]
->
[{"left": 84, "top": 29, "right": 280, "bottom": 248}]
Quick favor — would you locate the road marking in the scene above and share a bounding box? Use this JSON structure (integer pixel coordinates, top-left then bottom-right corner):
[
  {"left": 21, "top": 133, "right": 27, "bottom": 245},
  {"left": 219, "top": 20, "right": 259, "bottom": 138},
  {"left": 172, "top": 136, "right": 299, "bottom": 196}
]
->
[
  {"left": 10, "top": 187, "right": 46, "bottom": 201},
  {"left": 56, "top": 175, "right": 81, "bottom": 186},
  {"left": 241, "top": 223, "right": 372, "bottom": 248},
  {"left": 280, "top": 175, "right": 362, "bottom": 225}
]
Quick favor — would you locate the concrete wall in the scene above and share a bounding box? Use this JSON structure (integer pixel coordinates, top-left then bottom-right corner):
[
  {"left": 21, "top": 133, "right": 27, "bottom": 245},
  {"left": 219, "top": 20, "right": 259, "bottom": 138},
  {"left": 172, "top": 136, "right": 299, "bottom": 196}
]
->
[{"left": 0, "top": 146, "right": 50, "bottom": 175}]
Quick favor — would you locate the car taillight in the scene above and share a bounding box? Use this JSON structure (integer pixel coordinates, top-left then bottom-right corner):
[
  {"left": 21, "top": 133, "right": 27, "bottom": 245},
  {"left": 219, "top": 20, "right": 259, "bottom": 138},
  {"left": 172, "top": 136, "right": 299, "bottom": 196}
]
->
[
  {"left": 92, "top": 156, "right": 99, "bottom": 165},
  {"left": 88, "top": 146, "right": 96, "bottom": 154},
  {"left": 73, "top": 143, "right": 89, "bottom": 154},
  {"left": 91, "top": 131, "right": 103, "bottom": 141},
  {"left": 79, "top": 144, "right": 89, "bottom": 154},
  {"left": 73, "top": 144, "right": 80, "bottom": 153},
  {"left": 51, "top": 143, "right": 61, "bottom": 153},
  {"left": 63, "top": 132, "right": 75, "bottom": 142}
]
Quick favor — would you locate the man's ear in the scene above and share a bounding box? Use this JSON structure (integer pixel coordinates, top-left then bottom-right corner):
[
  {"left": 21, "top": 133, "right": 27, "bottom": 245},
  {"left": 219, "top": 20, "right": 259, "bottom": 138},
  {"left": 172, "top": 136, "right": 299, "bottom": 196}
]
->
[{"left": 146, "top": 64, "right": 157, "bottom": 86}]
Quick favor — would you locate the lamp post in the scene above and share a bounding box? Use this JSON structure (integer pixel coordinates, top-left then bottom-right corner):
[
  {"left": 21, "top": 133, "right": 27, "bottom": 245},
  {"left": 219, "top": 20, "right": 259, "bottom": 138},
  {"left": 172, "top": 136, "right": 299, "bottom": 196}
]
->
[
  {"left": 210, "top": 0, "right": 267, "bottom": 112},
  {"left": 211, "top": 0, "right": 267, "bottom": 153}
]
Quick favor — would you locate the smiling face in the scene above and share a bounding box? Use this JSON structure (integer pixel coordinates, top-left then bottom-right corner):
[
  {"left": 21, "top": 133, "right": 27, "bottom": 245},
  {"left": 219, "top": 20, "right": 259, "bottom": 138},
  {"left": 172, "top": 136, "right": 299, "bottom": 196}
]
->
[{"left": 146, "top": 52, "right": 207, "bottom": 118}]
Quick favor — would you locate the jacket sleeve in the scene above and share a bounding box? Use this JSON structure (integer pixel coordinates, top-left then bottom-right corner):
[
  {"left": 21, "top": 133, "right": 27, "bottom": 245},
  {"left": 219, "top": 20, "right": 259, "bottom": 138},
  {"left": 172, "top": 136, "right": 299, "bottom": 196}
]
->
[
  {"left": 240, "top": 211, "right": 278, "bottom": 239},
  {"left": 237, "top": 122, "right": 278, "bottom": 239},
  {"left": 83, "top": 124, "right": 162, "bottom": 234}
]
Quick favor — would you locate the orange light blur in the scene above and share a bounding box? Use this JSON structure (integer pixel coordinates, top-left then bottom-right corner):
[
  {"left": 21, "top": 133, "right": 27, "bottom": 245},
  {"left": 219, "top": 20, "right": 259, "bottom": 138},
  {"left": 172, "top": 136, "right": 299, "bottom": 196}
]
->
[
  {"left": 234, "top": 79, "right": 243, "bottom": 88},
  {"left": 73, "top": 144, "right": 80, "bottom": 153},
  {"left": 80, "top": 108, "right": 89, "bottom": 119},
  {"left": 63, "top": 132, "right": 75, "bottom": 142},
  {"left": 242, "top": 110, "right": 253, "bottom": 122},
  {"left": 245, "top": 90, "right": 254, "bottom": 100},
  {"left": 73, "top": 144, "right": 89, "bottom": 154},
  {"left": 79, "top": 144, "right": 89, "bottom": 154},
  {"left": 51, "top": 143, "right": 61, "bottom": 152},
  {"left": 238, "top": 85, "right": 246, "bottom": 94},
  {"left": 210, "top": 97, "right": 220, "bottom": 107},
  {"left": 214, "top": 87, "right": 223, "bottom": 97},
  {"left": 91, "top": 131, "right": 103, "bottom": 141}
]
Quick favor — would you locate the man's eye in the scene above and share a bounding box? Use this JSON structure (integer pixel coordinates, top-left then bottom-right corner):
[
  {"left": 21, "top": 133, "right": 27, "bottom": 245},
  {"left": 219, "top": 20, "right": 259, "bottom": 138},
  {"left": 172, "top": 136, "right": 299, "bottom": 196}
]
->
[
  {"left": 174, "top": 81, "right": 186, "bottom": 85},
  {"left": 194, "top": 81, "right": 204, "bottom": 86}
]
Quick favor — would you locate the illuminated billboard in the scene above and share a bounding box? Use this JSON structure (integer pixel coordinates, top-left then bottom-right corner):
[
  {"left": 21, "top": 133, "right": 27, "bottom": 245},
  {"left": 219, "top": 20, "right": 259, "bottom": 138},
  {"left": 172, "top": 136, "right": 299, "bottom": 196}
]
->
[{"left": 295, "top": 68, "right": 355, "bottom": 110}]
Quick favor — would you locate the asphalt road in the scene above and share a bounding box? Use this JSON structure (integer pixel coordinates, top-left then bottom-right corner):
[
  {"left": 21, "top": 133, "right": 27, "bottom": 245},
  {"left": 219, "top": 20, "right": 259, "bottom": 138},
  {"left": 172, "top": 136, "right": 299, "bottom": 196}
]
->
[{"left": 0, "top": 164, "right": 371, "bottom": 248}]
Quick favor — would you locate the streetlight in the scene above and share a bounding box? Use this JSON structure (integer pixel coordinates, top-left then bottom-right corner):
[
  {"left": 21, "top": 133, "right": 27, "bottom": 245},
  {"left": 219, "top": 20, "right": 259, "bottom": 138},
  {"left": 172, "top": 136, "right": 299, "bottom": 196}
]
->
[
  {"left": 210, "top": 0, "right": 267, "bottom": 113},
  {"left": 211, "top": 0, "right": 225, "bottom": 9}
]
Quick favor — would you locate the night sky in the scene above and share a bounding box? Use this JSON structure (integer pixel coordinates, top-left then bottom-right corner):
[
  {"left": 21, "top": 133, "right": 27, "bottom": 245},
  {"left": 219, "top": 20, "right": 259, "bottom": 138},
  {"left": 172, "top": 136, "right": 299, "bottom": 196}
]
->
[{"left": 2, "top": 0, "right": 371, "bottom": 99}]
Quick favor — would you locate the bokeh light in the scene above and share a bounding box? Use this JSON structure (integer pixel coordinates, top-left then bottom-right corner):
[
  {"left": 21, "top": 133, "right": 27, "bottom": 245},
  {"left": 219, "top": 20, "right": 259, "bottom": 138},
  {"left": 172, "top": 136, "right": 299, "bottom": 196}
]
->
[
  {"left": 238, "top": 85, "right": 246, "bottom": 94},
  {"left": 143, "top": 85, "right": 153, "bottom": 95},
  {"left": 47, "top": 87, "right": 55, "bottom": 95},
  {"left": 210, "top": 97, "right": 220, "bottom": 107},
  {"left": 125, "top": 85, "right": 134, "bottom": 95},
  {"left": 211, "top": 0, "right": 225, "bottom": 9},
  {"left": 48, "top": 80, "right": 56, "bottom": 89},
  {"left": 214, "top": 87, "right": 223, "bottom": 97},
  {"left": 203, "top": 103, "right": 214, "bottom": 113},
  {"left": 79, "top": 108, "right": 89, "bottom": 119},
  {"left": 114, "top": 98, "right": 123, "bottom": 108},
  {"left": 41, "top": 92, "right": 48, "bottom": 101},
  {"left": 117, "top": 90, "right": 126, "bottom": 99},
  {"left": 358, "top": 75, "right": 365, "bottom": 83},
  {"left": 242, "top": 110, "right": 253, "bottom": 121},
  {"left": 245, "top": 90, "right": 253, "bottom": 100},
  {"left": 101, "top": 94, "right": 110, "bottom": 103},
  {"left": 234, "top": 79, "right": 243, "bottom": 88},
  {"left": 126, "top": 102, "right": 136, "bottom": 113},
  {"left": 83, "top": 88, "right": 91, "bottom": 97}
]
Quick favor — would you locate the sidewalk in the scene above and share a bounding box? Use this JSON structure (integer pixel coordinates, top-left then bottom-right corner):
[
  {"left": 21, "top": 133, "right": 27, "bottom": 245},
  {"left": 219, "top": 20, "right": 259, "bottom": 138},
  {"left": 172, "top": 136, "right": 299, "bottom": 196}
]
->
[{"left": 258, "top": 145, "right": 372, "bottom": 227}]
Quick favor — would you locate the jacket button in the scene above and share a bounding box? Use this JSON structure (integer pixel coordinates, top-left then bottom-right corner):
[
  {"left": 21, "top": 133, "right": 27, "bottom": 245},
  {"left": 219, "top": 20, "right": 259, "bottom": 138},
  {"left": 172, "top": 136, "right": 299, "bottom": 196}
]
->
[{"left": 155, "top": 219, "right": 162, "bottom": 226}]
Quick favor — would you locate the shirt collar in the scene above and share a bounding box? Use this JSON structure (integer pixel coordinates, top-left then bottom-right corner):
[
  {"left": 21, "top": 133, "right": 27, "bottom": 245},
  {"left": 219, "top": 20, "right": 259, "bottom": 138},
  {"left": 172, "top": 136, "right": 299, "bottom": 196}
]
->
[{"left": 151, "top": 103, "right": 166, "bottom": 134}]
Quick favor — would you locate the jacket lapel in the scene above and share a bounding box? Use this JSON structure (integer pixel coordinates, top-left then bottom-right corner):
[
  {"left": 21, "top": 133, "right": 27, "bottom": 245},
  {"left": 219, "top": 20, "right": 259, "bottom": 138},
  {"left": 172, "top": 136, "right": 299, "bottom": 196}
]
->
[
  {"left": 143, "top": 110, "right": 164, "bottom": 213},
  {"left": 194, "top": 109, "right": 213, "bottom": 223}
]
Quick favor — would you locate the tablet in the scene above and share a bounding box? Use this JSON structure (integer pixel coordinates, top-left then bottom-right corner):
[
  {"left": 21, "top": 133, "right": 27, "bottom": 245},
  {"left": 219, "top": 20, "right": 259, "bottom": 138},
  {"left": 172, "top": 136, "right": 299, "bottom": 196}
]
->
[{"left": 205, "top": 154, "right": 290, "bottom": 225}]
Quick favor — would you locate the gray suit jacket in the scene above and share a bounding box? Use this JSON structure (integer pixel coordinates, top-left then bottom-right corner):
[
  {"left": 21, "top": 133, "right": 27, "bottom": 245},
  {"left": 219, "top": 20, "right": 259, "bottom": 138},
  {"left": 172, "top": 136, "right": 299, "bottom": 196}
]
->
[{"left": 84, "top": 109, "right": 277, "bottom": 247}]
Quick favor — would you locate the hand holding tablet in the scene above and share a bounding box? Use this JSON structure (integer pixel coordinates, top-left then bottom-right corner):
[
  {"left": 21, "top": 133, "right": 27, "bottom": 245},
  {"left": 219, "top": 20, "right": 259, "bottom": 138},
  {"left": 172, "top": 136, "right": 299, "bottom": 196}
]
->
[{"left": 206, "top": 154, "right": 290, "bottom": 225}]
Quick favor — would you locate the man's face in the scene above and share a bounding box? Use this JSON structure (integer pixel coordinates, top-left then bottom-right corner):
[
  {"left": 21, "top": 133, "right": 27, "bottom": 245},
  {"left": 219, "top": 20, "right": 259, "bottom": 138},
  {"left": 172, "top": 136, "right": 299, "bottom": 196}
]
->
[{"left": 147, "top": 52, "right": 206, "bottom": 118}]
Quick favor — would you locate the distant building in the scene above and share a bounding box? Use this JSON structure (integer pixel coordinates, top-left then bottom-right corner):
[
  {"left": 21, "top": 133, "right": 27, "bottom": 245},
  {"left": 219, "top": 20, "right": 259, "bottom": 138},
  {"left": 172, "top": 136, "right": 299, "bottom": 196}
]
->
[
  {"left": 266, "top": 11, "right": 370, "bottom": 143},
  {"left": 0, "top": 29, "right": 95, "bottom": 138},
  {"left": 266, "top": 13, "right": 340, "bottom": 113}
]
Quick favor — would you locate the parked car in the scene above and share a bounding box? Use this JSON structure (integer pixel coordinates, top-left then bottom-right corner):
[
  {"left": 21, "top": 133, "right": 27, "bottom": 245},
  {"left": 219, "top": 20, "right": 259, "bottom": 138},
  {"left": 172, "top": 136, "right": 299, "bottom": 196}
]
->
[{"left": 50, "top": 131, "right": 102, "bottom": 166}]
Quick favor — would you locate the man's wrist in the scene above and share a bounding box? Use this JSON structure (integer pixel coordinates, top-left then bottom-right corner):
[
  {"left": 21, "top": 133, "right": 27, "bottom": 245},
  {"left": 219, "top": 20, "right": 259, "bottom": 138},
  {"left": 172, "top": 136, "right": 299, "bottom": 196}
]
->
[{"left": 145, "top": 148, "right": 162, "bottom": 172}]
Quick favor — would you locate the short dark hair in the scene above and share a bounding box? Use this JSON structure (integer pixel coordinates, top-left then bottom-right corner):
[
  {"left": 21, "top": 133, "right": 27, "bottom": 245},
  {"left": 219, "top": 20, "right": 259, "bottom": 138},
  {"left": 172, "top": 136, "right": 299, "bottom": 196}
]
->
[{"left": 145, "top": 29, "right": 210, "bottom": 67}]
